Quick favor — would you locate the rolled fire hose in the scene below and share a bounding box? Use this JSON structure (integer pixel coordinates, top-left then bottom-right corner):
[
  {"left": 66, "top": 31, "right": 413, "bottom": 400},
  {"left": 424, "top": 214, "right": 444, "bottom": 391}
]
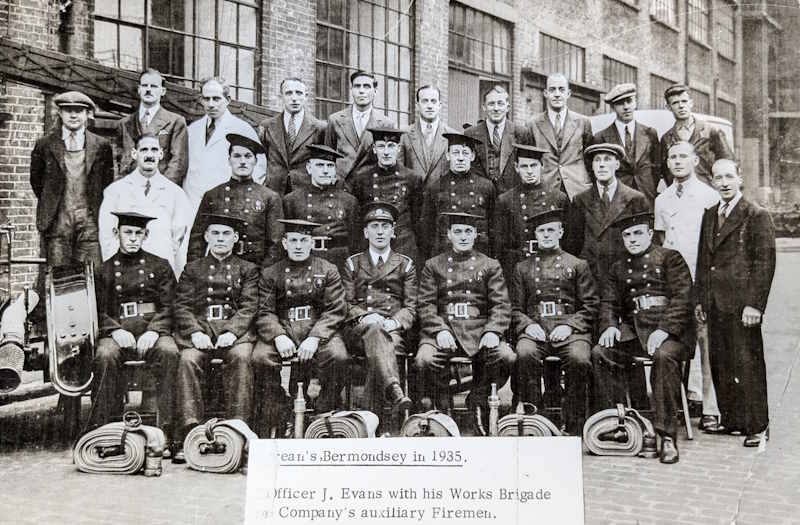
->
[
  {"left": 496, "top": 403, "right": 562, "bottom": 437},
  {"left": 73, "top": 412, "right": 165, "bottom": 476},
  {"left": 0, "top": 290, "right": 39, "bottom": 393},
  {"left": 399, "top": 410, "right": 461, "bottom": 437},
  {"left": 582, "top": 403, "right": 658, "bottom": 457},
  {"left": 304, "top": 410, "right": 379, "bottom": 438},
  {"left": 184, "top": 418, "right": 257, "bottom": 473}
]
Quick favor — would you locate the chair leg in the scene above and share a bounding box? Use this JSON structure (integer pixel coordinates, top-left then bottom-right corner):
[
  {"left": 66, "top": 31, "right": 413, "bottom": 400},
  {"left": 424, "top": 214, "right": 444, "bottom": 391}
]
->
[{"left": 680, "top": 382, "right": 693, "bottom": 440}]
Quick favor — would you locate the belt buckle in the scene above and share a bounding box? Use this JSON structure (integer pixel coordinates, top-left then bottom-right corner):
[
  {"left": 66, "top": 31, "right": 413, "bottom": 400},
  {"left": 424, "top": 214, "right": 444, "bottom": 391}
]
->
[
  {"left": 539, "top": 301, "right": 556, "bottom": 317},
  {"left": 289, "top": 305, "right": 311, "bottom": 322},
  {"left": 526, "top": 239, "right": 538, "bottom": 254},
  {"left": 236, "top": 240, "right": 245, "bottom": 255},
  {"left": 312, "top": 236, "right": 329, "bottom": 251},
  {"left": 121, "top": 302, "right": 138, "bottom": 318},
  {"left": 449, "top": 302, "right": 470, "bottom": 319},
  {"left": 633, "top": 296, "right": 648, "bottom": 311},
  {"left": 207, "top": 305, "right": 224, "bottom": 321}
]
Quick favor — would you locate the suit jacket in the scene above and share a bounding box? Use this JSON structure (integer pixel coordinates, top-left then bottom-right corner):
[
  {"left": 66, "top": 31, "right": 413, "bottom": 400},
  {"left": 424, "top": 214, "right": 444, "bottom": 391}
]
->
[
  {"left": 572, "top": 181, "right": 650, "bottom": 283},
  {"left": 29, "top": 129, "right": 114, "bottom": 232},
  {"left": 258, "top": 111, "right": 326, "bottom": 194},
  {"left": 696, "top": 198, "right": 776, "bottom": 315},
  {"left": 399, "top": 120, "right": 457, "bottom": 191},
  {"left": 115, "top": 106, "right": 189, "bottom": 185},
  {"left": 660, "top": 118, "right": 734, "bottom": 187},
  {"left": 592, "top": 121, "right": 660, "bottom": 206},
  {"left": 324, "top": 107, "right": 394, "bottom": 179},
  {"left": 464, "top": 119, "right": 519, "bottom": 194},
  {"left": 519, "top": 111, "right": 593, "bottom": 200}
]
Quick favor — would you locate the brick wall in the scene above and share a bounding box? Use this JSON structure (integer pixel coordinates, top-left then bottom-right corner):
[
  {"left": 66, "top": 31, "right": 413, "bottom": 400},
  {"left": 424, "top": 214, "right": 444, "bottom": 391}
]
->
[{"left": 415, "top": 0, "right": 450, "bottom": 123}]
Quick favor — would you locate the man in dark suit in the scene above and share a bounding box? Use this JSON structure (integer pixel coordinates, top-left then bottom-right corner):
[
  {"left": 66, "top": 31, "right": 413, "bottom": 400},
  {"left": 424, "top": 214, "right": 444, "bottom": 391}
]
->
[
  {"left": 115, "top": 69, "right": 188, "bottom": 185},
  {"left": 29, "top": 90, "right": 114, "bottom": 269},
  {"left": 465, "top": 85, "right": 519, "bottom": 195},
  {"left": 572, "top": 143, "right": 650, "bottom": 287},
  {"left": 258, "top": 77, "right": 326, "bottom": 194},
  {"left": 592, "top": 83, "right": 661, "bottom": 207},
  {"left": 659, "top": 84, "right": 733, "bottom": 187},
  {"left": 324, "top": 71, "right": 394, "bottom": 181},
  {"left": 695, "top": 159, "right": 776, "bottom": 447}
]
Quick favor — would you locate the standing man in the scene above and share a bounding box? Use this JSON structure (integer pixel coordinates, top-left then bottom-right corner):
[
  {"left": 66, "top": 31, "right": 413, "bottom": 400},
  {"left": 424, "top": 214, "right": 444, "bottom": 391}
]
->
[
  {"left": 324, "top": 71, "right": 394, "bottom": 180},
  {"left": 593, "top": 212, "right": 694, "bottom": 464},
  {"left": 258, "top": 77, "right": 326, "bottom": 194},
  {"left": 342, "top": 203, "right": 416, "bottom": 413},
  {"left": 187, "top": 134, "right": 284, "bottom": 267},
  {"left": 174, "top": 214, "right": 260, "bottom": 461},
  {"left": 420, "top": 133, "right": 496, "bottom": 259},
  {"left": 416, "top": 212, "right": 513, "bottom": 428},
  {"left": 465, "top": 85, "right": 519, "bottom": 194},
  {"left": 592, "top": 83, "right": 661, "bottom": 207},
  {"left": 98, "top": 133, "right": 191, "bottom": 276},
  {"left": 115, "top": 68, "right": 188, "bottom": 185},
  {"left": 348, "top": 127, "right": 422, "bottom": 263},
  {"left": 654, "top": 141, "right": 721, "bottom": 431},
  {"left": 696, "top": 159, "right": 775, "bottom": 447},
  {"left": 29, "top": 91, "right": 113, "bottom": 269},
  {"left": 400, "top": 85, "right": 457, "bottom": 191},
  {"left": 283, "top": 144, "right": 360, "bottom": 272},
  {"left": 184, "top": 77, "right": 266, "bottom": 216},
  {"left": 493, "top": 144, "right": 572, "bottom": 279},
  {"left": 660, "top": 84, "right": 733, "bottom": 187},
  {"left": 90, "top": 212, "right": 178, "bottom": 452},
  {"left": 520, "top": 73, "right": 594, "bottom": 200},
  {"left": 511, "top": 208, "right": 598, "bottom": 435}
]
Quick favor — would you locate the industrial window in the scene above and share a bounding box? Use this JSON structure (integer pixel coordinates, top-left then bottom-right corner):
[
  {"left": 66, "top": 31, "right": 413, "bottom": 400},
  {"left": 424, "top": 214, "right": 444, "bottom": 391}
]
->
[
  {"left": 717, "top": 98, "right": 735, "bottom": 126},
  {"left": 716, "top": 2, "right": 735, "bottom": 60},
  {"left": 690, "top": 88, "right": 711, "bottom": 114},
  {"left": 687, "top": 0, "right": 710, "bottom": 44},
  {"left": 540, "top": 33, "right": 585, "bottom": 84},
  {"left": 602, "top": 56, "right": 637, "bottom": 112},
  {"left": 315, "top": 0, "right": 415, "bottom": 127},
  {"left": 93, "top": 0, "right": 260, "bottom": 104},
  {"left": 448, "top": 2, "right": 512, "bottom": 78},
  {"left": 650, "top": 74, "right": 676, "bottom": 108},
  {"left": 649, "top": 0, "right": 678, "bottom": 26}
]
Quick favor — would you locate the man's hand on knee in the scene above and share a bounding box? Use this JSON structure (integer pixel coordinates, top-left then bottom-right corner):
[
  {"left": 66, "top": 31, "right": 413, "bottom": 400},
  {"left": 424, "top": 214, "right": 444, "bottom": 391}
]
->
[
  {"left": 549, "top": 325, "right": 573, "bottom": 343},
  {"left": 646, "top": 329, "right": 669, "bottom": 356},
  {"left": 136, "top": 330, "right": 159, "bottom": 358},
  {"left": 598, "top": 327, "right": 620, "bottom": 348},
  {"left": 360, "top": 313, "right": 385, "bottom": 327},
  {"left": 524, "top": 323, "right": 546, "bottom": 342},
  {"left": 479, "top": 331, "right": 500, "bottom": 349},
  {"left": 297, "top": 336, "right": 320, "bottom": 362},
  {"left": 436, "top": 330, "right": 457, "bottom": 351},
  {"left": 215, "top": 332, "right": 237, "bottom": 348},
  {"left": 274, "top": 334, "right": 297, "bottom": 359},
  {"left": 191, "top": 331, "right": 214, "bottom": 350},
  {"left": 111, "top": 329, "right": 136, "bottom": 349}
]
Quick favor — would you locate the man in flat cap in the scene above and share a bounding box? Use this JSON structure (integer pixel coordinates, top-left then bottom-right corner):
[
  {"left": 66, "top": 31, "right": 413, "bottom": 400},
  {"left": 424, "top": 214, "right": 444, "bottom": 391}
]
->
[
  {"left": 493, "top": 144, "right": 573, "bottom": 279},
  {"left": 187, "top": 133, "right": 284, "bottom": 268},
  {"left": 659, "top": 84, "right": 733, "bottom": 187},
  {"left": 348, "top": 127, "right": 422, "bottom": 263},
  {"left": 342, "top": 202, "right": 416, "bottom": 413},
  {"left": 572, "top": 143, "right": 650, "bottom": 288},
  {"left": 252, "top": 218, "right": 349, "bottom": 434},
  {"left": 90, "top": 211, "right": 179, "bottom": 452},
  {"left": 283, "top": 144, "right": 360, "bottom": 273},
  {"left": 592, "top": 211, "right": 694, "bottom": 463},
  {"left": 259, "top": 77, "right": 327, "bottom": 195},
  {"left": 325, "top": 71, "right": 394, "bottom": 180},
  {"left": 592, "top": 83, "right": 661, "bottom": 207},
  {"left": 30, "top": 90, "right": 113, "bottom": 270},
  {"left": 173, "top": 213, "right": 260, "bottom": 461},
  {"left": 421, "top": 132, "right": 496, "bottom": 259},
  {"left": 98, "top": 132, "right": 192, "bottom": 276},
  {"left": 416, "top": 212, "right": 513, "bottom": 431}
]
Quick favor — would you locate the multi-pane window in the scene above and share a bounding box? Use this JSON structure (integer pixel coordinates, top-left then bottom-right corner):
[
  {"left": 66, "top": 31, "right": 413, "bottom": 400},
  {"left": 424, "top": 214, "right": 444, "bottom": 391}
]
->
[
  {"left": 650, "top": 74, "right": 676, "bottom": 108},
  {"left": 716, "top": 2, "right": 735, "bottom": 60},
  {"left": 717, "top": 98, "right": 736, "bottom": 126},
  {"left": 540, "top": 33, "right": 585, "bottom": 83},
  {"left": 650, "top": 0, "right": 678, "bottom": 26},
  {"left": 690, "top": 88, "right": 711, "bottom": 114},
  {"left": 93, "top": 0, "right": 259, "bottom": 103},
  {"left": 448, "top": 2, "right": 512, "bottom": 78},
  {"left": 688, "top": 0, "right": 710, "bottom": 44},
  {"left": 316, "top": 0, "right": 414, "bottom": 126},
  {"left": 602, "top": 56, "right": 637, "bottom": 112}
]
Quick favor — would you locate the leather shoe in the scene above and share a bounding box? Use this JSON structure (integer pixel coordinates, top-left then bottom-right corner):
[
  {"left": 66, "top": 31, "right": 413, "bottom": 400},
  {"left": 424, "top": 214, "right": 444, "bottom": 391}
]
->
[
  {"left": 659, "top": 436, "right": 679, "bottom": 464},
  {"left": 388, "top": 383, "right": 412, "bottom": 413},
  {"left": 743, "top": 429, "right": 769, "bottom": 448},
  {"left": 172, "top": 447, "right": 186, "bottom": 464},
  {"left": 700, "top": 415, "right": 720, "bottom": 431},
  {"left": 162, "top": 445, "right": 173, "bottom": 460},
  {"left": 703, "top": 422, "right": 729, "bottom": 434}
]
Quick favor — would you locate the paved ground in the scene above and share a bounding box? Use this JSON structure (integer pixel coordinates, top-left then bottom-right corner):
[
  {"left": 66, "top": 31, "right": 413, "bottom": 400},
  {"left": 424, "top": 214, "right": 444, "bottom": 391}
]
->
[{"left": 1, "top": 244, "right": 799, "bottom": 525}]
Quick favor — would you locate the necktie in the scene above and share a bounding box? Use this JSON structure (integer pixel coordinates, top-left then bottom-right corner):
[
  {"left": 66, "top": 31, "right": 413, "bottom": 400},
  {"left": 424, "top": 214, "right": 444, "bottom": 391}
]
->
[
  {"left": 718, "top": 202, "right": 728, "bottom": 229},
  {"left": 492, "top": 124, "right": 501, "bottom": 148},
  {"left": 601, "top": 186, "right": 611, "bottom": 210},
  {"left": 205, "top": 119, "right": 215, "bottom": 145},
  {"left": 624, "top": 125, "right": 633, "bottom": 159},
  {"left": 356, "top": 113, "right": 366, "bottom": 139},
  {"left": 144, "top": 179, "right": 151, "bottom": 197},
  {"left": 377, "top": 256, "right": 384, "bottom": 269},
  {"left": 141, "top": 110, "right": 150, "bottom": 129},
  {"left": 287, "top": 113, "right": 298, "bottom": 146},
  {"left": 676, "top": 182, "right": 684, "bottom": 198},
  {"left": 554, "top": 112, "right": 562, "bottom": 136},
  {"left": 424, "top": 122, "right": 434, "bottom": 147}
]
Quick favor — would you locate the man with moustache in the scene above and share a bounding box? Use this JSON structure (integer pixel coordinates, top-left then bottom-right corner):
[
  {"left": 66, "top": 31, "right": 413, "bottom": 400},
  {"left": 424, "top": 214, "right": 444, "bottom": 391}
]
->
[
  {"left": 259, "top": 78, "right": 326, "bottom": 194},
  {"left": 465, "top": 85, "right": 519, "bottom": 194}
]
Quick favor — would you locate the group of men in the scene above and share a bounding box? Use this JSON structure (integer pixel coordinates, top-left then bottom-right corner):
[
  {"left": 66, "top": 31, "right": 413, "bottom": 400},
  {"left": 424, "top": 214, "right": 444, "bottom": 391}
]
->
[{"left": 26, "top": 66, "right": 775, "bottom": 466}]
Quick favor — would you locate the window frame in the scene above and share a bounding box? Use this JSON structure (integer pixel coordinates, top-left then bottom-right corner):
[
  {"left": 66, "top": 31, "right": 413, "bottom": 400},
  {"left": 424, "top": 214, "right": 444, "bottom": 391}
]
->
[
  {"left": 539, "top": 33, "right": 586, "bottom": 84},
  {"left": 447, "top": 2, "right": 513, "bottom": 80},
  {"left": 687, "top": 0, "right": 711, "bottom": 45},
  {"left": 649, "top": 0, "right": 678, "bottom": 27},
  {"left": 716, "top": 1, "right": 736, "bottom": 61},
  {"left": 602, "top": 56, "right": 637, "bottom": 112}
]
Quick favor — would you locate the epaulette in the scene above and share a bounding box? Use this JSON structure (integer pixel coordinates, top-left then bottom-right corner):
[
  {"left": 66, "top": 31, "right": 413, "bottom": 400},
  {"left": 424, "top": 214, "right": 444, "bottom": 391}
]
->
[{"left": 346, "top": 253, "right": 363, "bottom": 272}]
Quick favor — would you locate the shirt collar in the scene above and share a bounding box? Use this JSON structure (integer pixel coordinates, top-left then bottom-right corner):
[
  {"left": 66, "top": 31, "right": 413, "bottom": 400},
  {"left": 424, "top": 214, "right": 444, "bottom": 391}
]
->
[
  {"left": 61, "top": 126, "right": 86, "bottom": 147},
  {"left": 719, "top": 191, "right": 743, "bottom": 216},
  {"left": 487, "top": 119, "right": 506, "bottom": 136},
  {"left": 369, "top": 247, "right": 391, "bottom": 266},
  {"left": 597, "top": 177, "right": 618, "bottom": 200},
  {"left": 284, "top": 109, "right": 304, "bottom": 129},
  {"left": 677, "top": 116, "right": 696, "bottom": 131},
  {"left": 129, "top": 169, "right": 161, "bottom": 186},
  {"left": 614, "top": 119, "right": 635, "bottom": 139},
  {"left": 547, "top": 108, "right": 566, "bottom": 127},
  {"left": 353, "top": 106, "right": 371, "bottom": 122},
  {"left": 139, "top": 104, "right": 159, "bottom": 122},
  {"left": 420, "top": 117, "right": 439, "bottom": 133}
]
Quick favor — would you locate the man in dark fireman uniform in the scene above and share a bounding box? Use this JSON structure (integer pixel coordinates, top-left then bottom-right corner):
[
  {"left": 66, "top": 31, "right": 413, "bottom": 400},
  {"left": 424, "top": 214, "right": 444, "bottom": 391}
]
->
[
  {"left": 173, "top": 213, "right": 260, "bottom": 462},
  {"left": 510, "top": 208, "right": 598, "bottom": 435},
  {"left": 347, "top": 128, "right": 422, "bottom": 264},
  {"left": 592, "top": 211, "right": 694, "bottom": 464},
  {"left": 252, "top": 219, "right": 349, "bottom": 435},
  {"left": 342, "top": 202, "right": 416, "bottom": 413},
  {"left": 90, "top": 211, "right": 179, "bottom": 452},
  {"left": 283, "top": 144, "right": 359, "bottom": 272},
  {"left": 416, "top": 212, "right": 513, "bottom": 431},
  {"left": 187, "top": 133, "right": 284, "bottom": 266}
]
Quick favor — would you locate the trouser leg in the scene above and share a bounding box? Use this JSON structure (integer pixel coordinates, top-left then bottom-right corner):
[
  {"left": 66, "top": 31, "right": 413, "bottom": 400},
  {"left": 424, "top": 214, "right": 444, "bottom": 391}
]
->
[
  {"left": 514, "top": 338, "right": 544, "bottom": 409},
  {"left": 590, "top": 343, "right": 630, "bottom": 412},
  {"left": 251, "top": 340, "right": 286, "bottom": 436},
  {"left": 471, "top": 343, "right": 515, "bottom": 409},
  {"left": 650, "top": 339, "right": 684, "bottom": 439},
  {"left": 558, "top": 340, "right": 591, "bottom": 435},
  {"left": 224, "top": 342, "right": 253, "bottom": 422},
  {"left": 177, "top": 347, "right": 207, "bottom": 428},
  {"left": 89, "top": 338, "right": 125, "bottom": 427},
  {"left": 147, "top": 336, "right": 179, "bottom": 433},
  {"left": 312, "top": 334, "right": 349, "bottom": 412},
  {"left": 414, "top": 343, "right": 451, "bottom": 410},
  {"left": 696, "top": 322, "right": 720, "bottom": 416}
]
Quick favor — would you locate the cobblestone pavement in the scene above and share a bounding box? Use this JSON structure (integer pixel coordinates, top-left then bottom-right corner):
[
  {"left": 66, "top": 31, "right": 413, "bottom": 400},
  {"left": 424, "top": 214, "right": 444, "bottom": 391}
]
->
[{"left": 1, "top": 246, "right": 799, "bottom": 525}]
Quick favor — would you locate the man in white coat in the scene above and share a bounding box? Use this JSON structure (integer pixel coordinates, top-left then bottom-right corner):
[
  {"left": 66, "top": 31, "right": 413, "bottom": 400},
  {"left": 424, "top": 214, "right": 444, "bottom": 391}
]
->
[{"left": 99, "top": 133, "right": 191, "bottom": 276}]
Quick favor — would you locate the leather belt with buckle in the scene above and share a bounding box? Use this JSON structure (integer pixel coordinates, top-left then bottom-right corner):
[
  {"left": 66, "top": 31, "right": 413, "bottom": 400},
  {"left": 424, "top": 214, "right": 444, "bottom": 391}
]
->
[
  {"left": 207, "top": 304, "right": 225, "bottom": 321},
  {"left": 445, "top": 302, "right": 481, "bottom": 319},
  {"left": 288, "top": 305, "right": 312, "bottom": 322},
  {"left": 632, "top": 295, "right": 669, "bottom": 312},
  {"left": 120, "top": 302, "right": 157, "bottom": 319},
  {"left": 538, "top": 301, "right": 557, "bottom": 317},
  {"left": 312, "top": 236, "right": 332, "bottom": 251}
]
